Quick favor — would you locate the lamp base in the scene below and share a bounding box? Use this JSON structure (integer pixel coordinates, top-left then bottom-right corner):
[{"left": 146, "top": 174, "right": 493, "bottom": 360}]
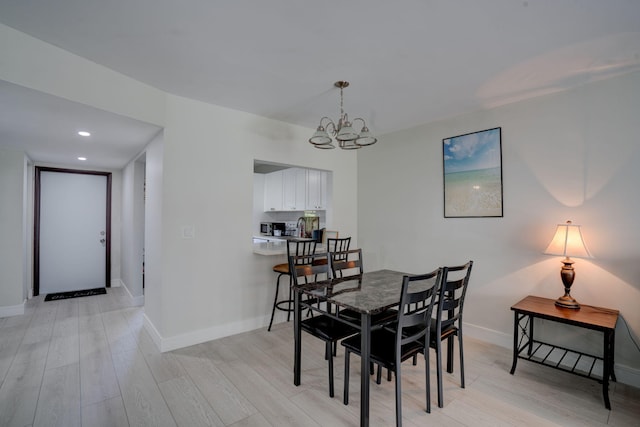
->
[{"left": 555, "top": 294, "right": 580, "bottom": 309}]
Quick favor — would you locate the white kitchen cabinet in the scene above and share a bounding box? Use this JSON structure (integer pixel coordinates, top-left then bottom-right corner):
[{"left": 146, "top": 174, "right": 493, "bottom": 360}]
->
[
  {"left": 282, "top": 168, "right": 306, "bottom": 211},
  {"left": 306, "top": 169, "right": 327, "bottom": 210},
  {"left": 264, "top": 170, "right": 283, "bottom": 211}
]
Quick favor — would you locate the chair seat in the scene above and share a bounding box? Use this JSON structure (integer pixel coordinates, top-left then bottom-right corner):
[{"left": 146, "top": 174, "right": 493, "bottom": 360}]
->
[
  {"left": 428, "top": 318, "right": 458, "bottom": 344},
  {"left": 272, "top": 263, "right": 289, "bottom": 274},
  {"left": 342, "top": 328, "right": 425, "bottom": 369},
  {"left": 301, "top": 315, "right": 358, "bottom": 342}
]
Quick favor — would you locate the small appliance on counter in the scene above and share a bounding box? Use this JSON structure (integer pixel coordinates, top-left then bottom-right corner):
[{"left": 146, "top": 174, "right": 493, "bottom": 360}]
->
[{"left": 260, "top": 222, "right": 286, "bottom": 236}]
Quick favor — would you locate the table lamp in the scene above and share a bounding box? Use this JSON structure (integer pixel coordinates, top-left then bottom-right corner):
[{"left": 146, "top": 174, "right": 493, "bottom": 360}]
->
[{"left": 544, "top": 220, "right": 591, "bottom": 309}]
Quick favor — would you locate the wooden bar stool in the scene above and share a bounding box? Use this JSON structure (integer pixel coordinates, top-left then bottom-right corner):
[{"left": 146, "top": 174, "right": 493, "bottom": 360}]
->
[{"left": 268, "top": 240, "right": 317, "bottom": 331}]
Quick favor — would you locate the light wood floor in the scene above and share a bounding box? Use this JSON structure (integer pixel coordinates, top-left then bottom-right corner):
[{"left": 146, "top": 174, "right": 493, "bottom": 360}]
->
[{"left": 1, "top": 287, "right": 638, "bottom": 427}]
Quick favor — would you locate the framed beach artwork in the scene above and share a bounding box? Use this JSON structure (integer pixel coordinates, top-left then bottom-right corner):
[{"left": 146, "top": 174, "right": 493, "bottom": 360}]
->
[{"left": 443, "top": 127, "right": 503, "bottom": 218}]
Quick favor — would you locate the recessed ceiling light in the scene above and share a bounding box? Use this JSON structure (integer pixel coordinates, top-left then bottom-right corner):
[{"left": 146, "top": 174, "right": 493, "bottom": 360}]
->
[
  {"left": 78, "top": 157, "right": 87, "bottom": 161},
  {"left": 78, "top": 131, "right": 91, "bottom": 137}
]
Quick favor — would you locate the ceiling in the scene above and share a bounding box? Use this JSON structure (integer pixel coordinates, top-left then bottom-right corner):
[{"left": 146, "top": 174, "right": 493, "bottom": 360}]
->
[{"left": 1, "top": 0, "right": 639, "bottom": 169}]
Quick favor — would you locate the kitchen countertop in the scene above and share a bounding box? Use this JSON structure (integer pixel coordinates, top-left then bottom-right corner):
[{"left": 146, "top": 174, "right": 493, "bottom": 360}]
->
[{"left": 252, "top": 237, "right": 325, "bottom": 256}]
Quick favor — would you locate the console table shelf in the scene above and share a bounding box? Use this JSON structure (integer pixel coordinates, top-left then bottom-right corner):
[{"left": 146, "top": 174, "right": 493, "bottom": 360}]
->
[
  {"left": 510, "top": 295, "right": 619, "bottom": 409},
  {"left": 517, "top": 340, "right": 604, "bottom": 381}
]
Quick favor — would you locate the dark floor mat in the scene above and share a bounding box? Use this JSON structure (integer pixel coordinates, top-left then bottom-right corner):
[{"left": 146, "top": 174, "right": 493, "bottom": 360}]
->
[{"left": 44, "top": 287, "right": 107, "bottom": 301}]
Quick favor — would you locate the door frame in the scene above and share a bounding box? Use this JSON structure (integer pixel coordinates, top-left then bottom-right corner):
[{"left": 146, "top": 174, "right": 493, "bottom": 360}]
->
[{"left": 33, "top": 167, "right": 112, "bottom": 296}]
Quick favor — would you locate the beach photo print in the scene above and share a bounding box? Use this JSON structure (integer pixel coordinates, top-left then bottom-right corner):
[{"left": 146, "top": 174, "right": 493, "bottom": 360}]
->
[{"left": 443, "top": 127, "right": 503, "bottom": 218}]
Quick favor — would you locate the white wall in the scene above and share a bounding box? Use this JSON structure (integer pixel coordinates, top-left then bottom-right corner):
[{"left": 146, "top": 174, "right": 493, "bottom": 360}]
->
[
  {"left": 358, "top": 71, "right": 640, "bottom": 386},
  {"left": 144, "top": 94, "right": 358, "bottom": 351},
  {"left": 0, "top": 149, "right": 27, "bottom": 316},
  {"left": 120, "top": 155, "right": 146, "bottom": 304},
  {"left": 142, "top": 133, "right": 164, "bottom": 337}
]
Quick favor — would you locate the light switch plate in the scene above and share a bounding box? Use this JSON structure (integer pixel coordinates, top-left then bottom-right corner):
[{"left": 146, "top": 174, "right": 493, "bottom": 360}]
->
[{"left": 181, "top": 225, "right": 195, "bottom": 239}]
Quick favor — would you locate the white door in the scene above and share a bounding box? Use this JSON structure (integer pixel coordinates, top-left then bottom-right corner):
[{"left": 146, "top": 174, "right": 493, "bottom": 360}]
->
[{"left": 38, "top": 170, "right": 109, "bottom": 294}]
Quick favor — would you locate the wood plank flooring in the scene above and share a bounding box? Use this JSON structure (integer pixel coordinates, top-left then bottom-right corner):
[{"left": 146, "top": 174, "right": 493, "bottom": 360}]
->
[{"left": 1, "top": 287, "right": 638, "bottom": 426}]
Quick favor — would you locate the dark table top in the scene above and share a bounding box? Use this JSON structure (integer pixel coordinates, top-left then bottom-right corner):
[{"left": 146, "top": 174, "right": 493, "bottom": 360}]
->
[{"left": 299, "top": 269, "right": 436, "bottom": 315}]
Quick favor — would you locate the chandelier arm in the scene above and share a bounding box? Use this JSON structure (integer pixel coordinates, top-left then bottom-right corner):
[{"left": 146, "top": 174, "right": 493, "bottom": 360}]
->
[
  {"left": 352, "top": 117, "right": 367, "bottom": 128},
  {"left": 318, "top": 116, "right": 333, "bottom": 127},
  {"left": 324, "top": 120, "right": 337, "bottom": 135}
]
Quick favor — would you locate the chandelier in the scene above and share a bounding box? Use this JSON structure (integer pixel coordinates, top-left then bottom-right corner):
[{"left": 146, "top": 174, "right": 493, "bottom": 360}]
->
[{"left": 308, "top": 81, "right": 377, "bottom": 150}]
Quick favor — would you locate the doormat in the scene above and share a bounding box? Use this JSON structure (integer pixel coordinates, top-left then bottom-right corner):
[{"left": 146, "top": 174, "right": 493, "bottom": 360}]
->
[{"left": 44, "top": 287, "right": 107, "bottom": 301}]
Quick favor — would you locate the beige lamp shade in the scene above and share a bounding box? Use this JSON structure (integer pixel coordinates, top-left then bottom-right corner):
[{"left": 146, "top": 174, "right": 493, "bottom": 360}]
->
[{"left": 544, "top": 220, "right": 591, "bottom": 258}]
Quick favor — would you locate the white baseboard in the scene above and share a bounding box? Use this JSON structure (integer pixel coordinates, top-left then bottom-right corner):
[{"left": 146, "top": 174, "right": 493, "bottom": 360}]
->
[
  {"left": 143, "top": 314, "right": 163, "bottom": 351},
  {"left": 464, "top": 321, "right": 512, "bottom": 349},
  {"left": 143, "top": 313, "right": 269, "bottom": 353},
  {"left": 110, "top": 279, "right": 122, "bottom": 287},
  {"left": 0, "top": 301, "right": 25, "bottom": 318},
  {"left": 615, "top": 363, "right": 640, "bottom": 389},
  {"left": 117, "top": 279, "right": 144, "bottom": 306},
  {"left": 463, "top": 321, "right": 640, "bottom": 389}
]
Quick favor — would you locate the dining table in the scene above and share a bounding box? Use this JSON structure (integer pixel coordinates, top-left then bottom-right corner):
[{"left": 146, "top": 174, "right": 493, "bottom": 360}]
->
[{"left": 293, "top": 269, "right": 409, "bottom": 427}]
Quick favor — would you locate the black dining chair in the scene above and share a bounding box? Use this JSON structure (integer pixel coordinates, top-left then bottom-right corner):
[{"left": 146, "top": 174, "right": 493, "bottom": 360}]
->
[
  {"left": 341, "top": 268, "right": 445, "bottom": 425},
  {"left": 289, "top": 251, "right": 359, "bottom": 398},
  {"left": 330, "top": 249, "right": 398, "bottom": 327},
  {"left": 268, "top": 239, "right": 317, "bottom": 331},
  {"left": 429, "top": 260, "right": 473, "bottom": 408}
]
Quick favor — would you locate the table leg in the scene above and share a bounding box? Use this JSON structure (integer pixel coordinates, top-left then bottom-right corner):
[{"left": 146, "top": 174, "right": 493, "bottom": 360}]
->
[
  {"left": 293, "top": 287, "right": 301, "bottom": 386},
  {"left": 610, "top": 330, "right": 617, "bottom": 382},
  {"left": 510, "top": 311, "right": 519, "bottom": 374},
  {"left": 602, "top": 330, "right": 613, "bottom": 410},
  {"left": 446, "top": 335, "right": 454, "bottom": 373},
  {"left": 360, "top": 314, "right": 371, "bottom": 427},
  {"left": 527, "top": 314, "right": 534, "bottom": 356}
]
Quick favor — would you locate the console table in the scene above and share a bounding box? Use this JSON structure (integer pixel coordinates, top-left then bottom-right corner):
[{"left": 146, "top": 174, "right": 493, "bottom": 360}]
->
[{"left": 510, "top": 295, "right": 619, "bottom": 409}]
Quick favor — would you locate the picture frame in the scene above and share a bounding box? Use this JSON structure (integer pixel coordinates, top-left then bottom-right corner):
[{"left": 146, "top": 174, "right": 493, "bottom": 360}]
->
[{"left": 443, "top": 127, "right": 503, "bottom": 218}]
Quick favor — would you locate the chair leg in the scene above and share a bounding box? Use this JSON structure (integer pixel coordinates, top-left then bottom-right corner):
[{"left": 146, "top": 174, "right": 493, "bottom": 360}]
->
[
  {"left": 344, "top": 350, "right": 350, "bottom": 405},
  {"left": 327, "top": 341, "right": 334, "bottom": 398},
  {"left": 376, "top": 364, "right": 382, "bottom": 384},
  {"left": 436, "top": 340, "right": 444, "bottom": 408},
  {"left": 395, "top": 365, "right": 402, "bottom": 427},
  {"left": 387, "top": 368, "right": 392, "bottom": 382},
  {"left": 268, "top": 273, "right": 284, "bottom": 331},
  {"left": 424, "top": 350, "right": 431, "bottom": 413},
  {"left": 458, "top": 331, "right": 465, "bottom": 388}
]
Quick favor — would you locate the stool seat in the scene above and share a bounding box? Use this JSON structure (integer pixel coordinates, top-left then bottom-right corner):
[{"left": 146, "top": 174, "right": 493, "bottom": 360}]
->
[{"left": 272, "top": 263, "right": 289, "bottom": 274}]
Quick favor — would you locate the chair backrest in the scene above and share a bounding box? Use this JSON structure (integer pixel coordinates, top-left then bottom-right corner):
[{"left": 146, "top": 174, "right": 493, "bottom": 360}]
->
[
  {"left": 286, "top": 240, "right": 318, "bottom": 267},
  {"left": 329, "top": 248, "right": 363, "bottom": 279},
  {"left": 327, "top": 237, "right": 351, "bottom": 263},
  {"left": 434, "top": 261, "right": 473, "bottom": 332},
  {"left": 288, "top": 251, "right": 331, "bottom": 287},
  {"left": 396, "top": 268, "right": 444, "bottom": 348}
]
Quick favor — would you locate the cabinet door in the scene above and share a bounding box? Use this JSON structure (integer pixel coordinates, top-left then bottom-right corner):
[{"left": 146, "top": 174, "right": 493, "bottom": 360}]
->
[
  {"left": 306, "top": 170, "right": 327, "bottom": 210},
  {"left": 282, "top": 168, "right": 306, "bottom": 211},
  {"left": 264, "top": 170, "right": 283, "bottom": 211}
]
